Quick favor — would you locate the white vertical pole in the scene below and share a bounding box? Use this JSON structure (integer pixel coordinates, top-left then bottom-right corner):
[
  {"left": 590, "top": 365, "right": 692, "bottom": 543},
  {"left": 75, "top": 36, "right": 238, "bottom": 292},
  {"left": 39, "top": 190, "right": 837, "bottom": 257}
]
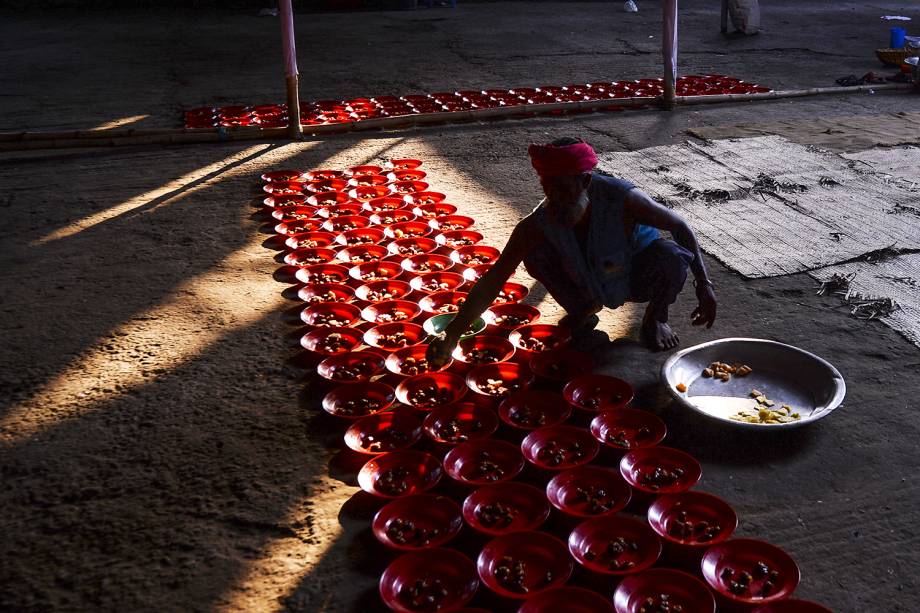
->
[
  {"left": 279, "top": 0, "right": 302, "bottom": 139},
  {"left": 663, "top": 0, "right": 678, "bottom": 109}
]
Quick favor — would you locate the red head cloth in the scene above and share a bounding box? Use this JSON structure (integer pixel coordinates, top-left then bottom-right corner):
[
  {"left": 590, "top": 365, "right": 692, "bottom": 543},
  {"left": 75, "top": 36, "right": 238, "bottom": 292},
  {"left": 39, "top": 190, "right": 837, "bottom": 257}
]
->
[{"left": 528, "top": 142, "right": 598, "bottom": 178}]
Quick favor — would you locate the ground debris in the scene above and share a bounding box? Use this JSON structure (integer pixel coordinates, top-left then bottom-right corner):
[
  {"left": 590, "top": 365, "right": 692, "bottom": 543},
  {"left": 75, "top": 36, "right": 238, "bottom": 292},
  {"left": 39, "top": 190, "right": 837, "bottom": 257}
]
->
[
  {"left": 672, "top": 181, "right": 732, "bottom": 203},
  {"left": 847, "top": 295, "right": 900, "bottom": 320},
  {"left": 749, "top": 173, "right": 808, "bottom": 195},
  {"left": 816, "top": 272, "right": 854, "bottom": 296}
]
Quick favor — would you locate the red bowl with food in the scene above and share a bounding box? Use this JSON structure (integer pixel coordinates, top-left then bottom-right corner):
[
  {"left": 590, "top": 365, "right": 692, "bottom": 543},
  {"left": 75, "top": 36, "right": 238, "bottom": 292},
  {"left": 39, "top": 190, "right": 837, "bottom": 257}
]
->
[
  {"left": 347, "top": 164, "right": 383, "bottom": 177},
  {"left": 304, "top": 177, "right": 348, "bottom": 193},
  {"left": 492, "top": 282, "right": 529, "bottom": 305},
  {"left": 409, "top": 271, "right": 467, "bottom": 295},
  {"left": 322, "top": 381, "right": 396, "bottom": 419},
  {"left": 460, "top": 263, "right": 492, "bottom": 284},
  {"left": 451, "top": 244, "right": 501, "bottom": 267},
  {"left": 647, "top": 490, "right": 737, "bottom": 552},
  {"left": 590, "top": 409, "right": 667, "bottom": 452},
  {"left": 364, "top": 195, "right": 409, "bottom": 214},
  {"left": 462, "top": 482, "right": 551, "bottom": 536},
  {"left": 444, "top": 439, "right": 525, "bottom": 486},
  {"left": 385, "top": 220, "right": 434, "bottom": 240},
  {"left": 271, "top": 205, "right": 319, "bottom": 223},
  {"left": 498, "top": 390, "right": 571, "bottom": 431},
  {"left": 620, "top": 447, "right": 702, "bottom": 495},
  {"left": 379, "top": 548, "right": 478, "bottom": 613},
  {"left": 568, "top": 515, "right": 661, "bottom": 576},
  {"left": 322, "top": 215, "right": 371, "bottom": 233},
  {"left": 404, "top": 190, "right": 447, "bottom": 206},
  {"left": 345, "top": 407, "right": 424, "bottom": 455},
  {"left": 396, "top": 372, "right": 468, "bottom": 410},
  {"left": 451, "top": 335, "right": 515, "bottom": 374},
  {"left": 317, "top": 350, "right": 385, "bottom": 384},
  {"left": 283, "top": 247, "right": 337, "bottom": 267},
  {"left": 477, "top": 531, "right": 573, "bottom": 599},
  {"left": 419, "top": 290, "right": 468, "bottom": 315},
  {"left": 565, "top": 373, "right": 635, "bottom": 415},
  {"left": 275, "top": 220, "right": 325, "bottom": 237},
  {"left": 358, "top": 450, "right": 443, "bottom": 498},
  {"left": 307, "top": 190, "right": 350, "bottom": 207},
  {"left": 386, "top": 344, "right": 452, "bottom": 377},
  {"left": 389, "top": 180, "right": 430, "bottom": 196},
  {"left": 297, "top": 282, "right": 355, "bottom": 305},
  {"left": 361, "top": 299, "right": 422, "bottom": 325},
  {"left": 261, "top": 169, "right": 304, "bottom": 183},
  {"left": 413, "top": 202, "right": 458, "bottom": 219},
  {"left": 301, "top": 325, "right": 364, "bottom": 357},
  {"left": 347, "top": 173, "right": 388, "bottom": 188},
  {"left": 423, "top": 402, "right": 500, "bottom": 445},
  {"left": 285, "top": 230, "right": 336, "bottom": 250},
  {"left": 349, "top": 260, "right": 404, "bottom": 284},
  {"left": 429, "top": 214, "right": 475, "bottom": 233},
  {"left": 305, "top": 169, "right": 345, "bottom": 181},
  {"left": 402, "top": 253, "right": 455, "bottom": 275},
  {"left": 370, "top": 209, "right": 417, "bottom": 227},
  {"left": 355, "top": 279, "right": 413, "bottom": 304},
  {"left": 614, "top": 569, "right": 716, "bottom": 613},
  {"left": 466, "top": 362, "right": 535, "bottom": 400},
  {"left": 387, "top": 236, "right": 439, "bottom": 258},
  {"left": 508, "top": 324, "right": 572, "bottom": 362},
  {"left": 484, "top": 304, "right": 541, "bottom": 334},
  {"left": 295, "top": 263, "right": 351, "bottom": 286},
  {"left": 317, "top": 202, "right": 365, "bottom": 219},
  {"left": 335, "top": 244, "right": 389, "bottom": 266},
  {"left": 435, "top": 229, "right": 484, "bottom": 249},
  {"left": 372, "top": 494, "right": 463, "bottom": 550},
  {"left": 387, "top": 158, "right": 424, "bottom": 171},
  {"left": 387, "top": 169, "right": 427, "bottom": 182},
  {"left": 263, "top": 193, "right": 307, "bottom": 209},
  {"left": 529, "top": 349, "right": 595, "bottom": 384},
  {"left": 363, "top": 322, "right": 427, "bottom": 353},
  {"left": 701, "top": 539, "right": 800, "bottom": 606},
  {"left": 263, "top": 180, "right": 305, "bottom": 196},
  {"left": 300, "top": 301, "right": 362, "bottom": 328},
  {"left": 520, "top": 425, "right": 599, "bottom": 471},
  {"left": 546, "top": 466, "right": 632, "bottom": 519},
  {"left": 752, "top": 600, "right": 834, "bottom": 613},
  {"left": 519, "top": 587, "right": 616, "bottom": 613},
  {"left": 335, "top": 226, "right": 386, "bottom": 248}
]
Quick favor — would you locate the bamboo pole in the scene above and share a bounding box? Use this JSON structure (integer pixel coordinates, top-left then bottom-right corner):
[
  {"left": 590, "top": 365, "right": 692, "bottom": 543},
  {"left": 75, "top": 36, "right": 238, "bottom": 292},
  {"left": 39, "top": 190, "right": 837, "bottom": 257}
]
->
[
  {"left": 662, "top": 0, "right": 678, "bottom": 110},
  {"left": 279, "top": 0, "right": 302, "bottom": 140},
  {"left": 0, "top": 83, "right": 912, "bottom": 152}
]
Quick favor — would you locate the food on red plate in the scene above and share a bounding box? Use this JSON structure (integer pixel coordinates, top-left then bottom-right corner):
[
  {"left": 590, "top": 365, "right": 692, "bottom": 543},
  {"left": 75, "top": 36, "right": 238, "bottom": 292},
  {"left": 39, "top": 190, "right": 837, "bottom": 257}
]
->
[
  {"left": 396, "top": 243, "right": 428, "bottom": 255},
  {"left": 639, "top": 466, "right": 686, "bottom": 491},
  {"left": 458, "top": 252, "right": 492, "bottom": 265},
  {"left": 398, "top": 575, "right": 449, "bottom": 611},
  {"left": 721, "top": 563, "right": 782, "bottom": 598},
  {"left": 297, "top": 237, "right": 325, "bottom": 248},
  {"left": 379, "top": 332, "right": 412, "bottom": 348},
  {"left": 639, "top": 594, "right": 684, "bottom": 613},
  {"left": 305, "top": 290, "right": 345, "bottom": 304},
  {"left": 520, "top": 337, "right": 553, "bottom": 352},
  {"left": 463, "top": 348, "right": 501, "bottom": 364},
  {"left": 668, "top": 511, "right": 722, "bottom": 542},
  {"left": 473, "top": 451, "right": 506, "bottom": 482},
  {"left": 493, "top": 314, "right": 529, "bottom": 327},
  {"left": 385, "top": 517, "right": 442, "bottom": 547},
  {"left": 400, "top": 357, "right": 430, "bottom": 376},
  {"left": 475, "top": 502, "right": 519, "bottom": 529},
  {"left": 421, "top": 279, "right": 453, "bottom": 292},
  {"left": 336, "top": 397, "right": 383, "bottom": 416},
  {"left": 409, "top": 385, "right": 454, "bottom": 408},
  {"left": 508, "top": 403, "right": 546, "bottom": 428},
  {"left": 494, "top": 556, "right": 553, "bottom": 594},
  {"left": 434, "top": 417, "right": 482, "bottom": 443},
  {"left": 312, "top": 312, "right": 351, "bottom": 327},
  {"left": 415, "top": 260, "right": 449, "bottom": 272},
  {"left": 481, "top": 377, "right": 521, "bottom": 398},
  {"left": 605, "top": 427, "right": 653, "bottom": 449},
  {"left": 367, "top": 288, "right": 398, "bottom": 301},
  {"left": 436, "top": 302, "right": 461, "bottom": 313},
  {"left": 317, "top": 332, "right": 350, "bottom": 353},
  {"left": 444, "top": 236, "right": 475, "bottom": 248},
  {"left": 376, "top": 467, "right": 411, "bottom": 496},
  {"left": 376, "top": 309, "right": 410, "bottom": 323},
  {"left": 330, "top": 361, "right": 375, "bottom": 381},
  {"left": 309, "top": 272, "right": 344, "bottom": 284},
  {"left": 494, "top": 289, "right": 520, "bottom": 303},
  {"left": 583, "top": 536, "right": 640, "bottom": 571},
  {"left": 536, "top": 440, "right": 588, "bottom": 467},
  {"left": 574, "top": 485, "right": 617, "bottom": 515},
  {"left": 360, "top": 428, "right": 410, "bottom": 453}
]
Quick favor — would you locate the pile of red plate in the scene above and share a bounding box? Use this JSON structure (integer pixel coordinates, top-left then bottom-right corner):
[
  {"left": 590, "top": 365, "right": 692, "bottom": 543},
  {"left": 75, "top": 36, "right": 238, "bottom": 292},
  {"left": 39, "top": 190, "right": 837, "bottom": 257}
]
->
[
  {"left": 187, "top": 75, "right": 771, "bottom": 129},
  {"left": 260, "top": 160, "right": 831, "bottom": 613}
]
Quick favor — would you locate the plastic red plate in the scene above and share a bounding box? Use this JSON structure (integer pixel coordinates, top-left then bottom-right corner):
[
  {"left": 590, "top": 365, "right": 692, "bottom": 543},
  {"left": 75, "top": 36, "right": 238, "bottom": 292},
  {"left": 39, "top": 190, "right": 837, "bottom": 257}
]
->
[
  {"left": 508, "top": 324, "right": 572, "bottom": 358},
  {"left": 271, "top": 205, "right": 318, "bottom": 222},
  {"left": 372, "top": 494, "right": 463, "bottom": 550},
  {"left": 347, "top": 173, "right": 388, "bottom": 187},
  {"left": 335, "top": 226, "right": 386, "bottom": 247},
  {"left": 294, "top": 263, "right": 350, "bottom": 286},
  {"left": 395, "top": 372, "right": 468, "bottom": 410},
  {"left": 364, "top": 195, "right": 410, "bottom": 214},
  {"left": 484, "top": 303, "right": 541, "bottom": 332},
  {"left": 412, "top": 202, "right": 458, "bottom": 219},
  {"left": 305, "top": 169, "right": 344, "bottom": 181},
  {"left": 358, "top": 450, "right": 443, "bottom": 498},
  {"left": 387, "top": 169, "right": 427, "bottom": 182},
  {"left": 701, "top": 538, "right": 800, "bottom": 605},
  {"left": 419, "top": 290, "right": 468, "bottom": 315},
  {"left": 619, "top": 447, "right": 702, "bottom": 495},
  {"left": 519, "top": 587, "right": 616, "bottom": 613},
  {"left": 450, "top": 244, "right": 501, "bottom": 267},
  {"left": 387, "top": 236, "right": 439, "bottom": 257},
  {"left": 283, "top": 247, "right": 337, "bottom": 267},
  {"left": 321, "top": 381, "right": 396, "bottom": 419},
  {"left": 546, "top": 466, "right": 632, "bottom": 518},
  {"left": 409, "top": 271, "right": 467, "bottom": 294},
  {"left": 335, "top": 244, "right": 389, "bottom": 265},
  {"left": 363, "top": 322, "right": 427, "bottom": 352},
  {"left": 349, "top": 260, "right": 404, "bottom": 284},
  {"left": 443, "top": 439, "right": 525, "bottom": 486},
  {"left": 429, "top": 214, "right": 475, "bottom": 232},
  {"left": 344, "top": 407, "right": 423, "bottom": 455},
  {"left": 423, "top": 402, "right": 500, "bottom": 445},
  {"left": 386, "top": 158, "right": 424, "bottom": 170},
  {"left": 307, "top": 190, "right": 350, "bottom": 207},
  {"left": 360, "top": 299, "right": 422, "bottom": 325},
  {"left": 498, "top": 390, "right": 571, "bottom": 431},
  {"left": 390, "top": 180, "right": 431, "bottom": 195},
  {"left": 285, "top": 230, "right": 336, "bottom": 250},
  {"left": 354, "top": 279, "right": 413, "bottom": 303},
  {"left": 379, "top": 548, "right": 478, "bottom": 613},
  {"left": 614, "top": 569, "right": 716, "bottom": 613},
  {"left": 529, "top": 348, "right": 595, "bottom": 383},
  {"left": 477, "top": 531, "right": 573, "bottom": 599},
  {"left": 568, "top": 515, "right": 661, "bottom": 576},
  {"left": 520, "top": 425, "right": 599, "bottom": 470},
  {"left": 451, "top": 335, "right": 515, "bottom": 369},
  {"left": 590, "top": 409, "right": 667, "bottom": 451},
  {"left": 647, "top": 490, "right": 737, "bottom": 548},
  {"left": 461, "top": 263, "right": 493, "bottom": 284},
  {"left": 403, "top": 190, "right": 446, "bottom": 205},
  {"left": 263, "top": 180, "right": 305, "bottom": 196},
  {"left": 347, "top": 164, "right": 383, "bottom": 176},
  {"left": 348, "top": 185, "right": 391, "bottom": 202},
  {"left": 401, "top": 253, "right": 455, "bottom": 275},
  {"left": 275, "top": 220, "right": 326, "bottom": 237},
  {"left": 465, "top": 361, "right": 535, "bottom": 400},
  {"left": 263, "top": 193, "right": 307, "bottom": 209},
  {"left": 304, "top": 178, "right": 348, "bottom": 193},
  {"left": 385, "top": 220, "right": 434, "bottom": 240},
  {"left": 386, "top": 344, "right": 452, "bottom": 377},
  {"left": 462, "top": 482, "right": 550, "bottom": 536},
  {"left": 317, "top": 350, "right": 385, "bottom": 384},
  {"left": 297, "top": 282, "right": 355, "bottom": 305},
  {"left": 370, "top": 209, "right": 417, "bottom": 226},
  {"left": 300, "top": 325, "right": 364, "bottom": 356},
  {"left": 492, "top": 282, "right": 529, "bottom": 305},
  {"left": 300, "top": 302, "right": 362, "bottom": 328},
  {"left": 322, "top": 215, "right": 371, "bottom": 233},
  {"left": 435, "top": 229, "right": 484, "bottom": 249},
  {"left": 317, "top": 202, "right": 365, "bottom": 219}
]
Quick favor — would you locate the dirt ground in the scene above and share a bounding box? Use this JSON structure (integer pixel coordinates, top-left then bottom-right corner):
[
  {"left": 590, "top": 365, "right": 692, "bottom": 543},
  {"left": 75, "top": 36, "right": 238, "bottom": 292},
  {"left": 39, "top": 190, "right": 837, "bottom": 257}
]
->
[{"left": 1, "top": 1, "right": 918, "bottom": 612}]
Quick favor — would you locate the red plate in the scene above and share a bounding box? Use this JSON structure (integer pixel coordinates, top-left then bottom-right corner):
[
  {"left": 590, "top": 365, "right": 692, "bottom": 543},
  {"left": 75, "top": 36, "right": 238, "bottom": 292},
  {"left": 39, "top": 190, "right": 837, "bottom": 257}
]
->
[
  {"left": 451, "top": 335, "right": 515, "bottom": 370},
  {"left": 322, "top": 215, "right": 371, "bottom": 233},
  {"left": 372, "top": 494, "right": 463, "bottom": 549},
  {"left": 349, "top": 260, "right": 404, "bottom": 284},
  {"left": 387, "top": 169, "right": 427, "bottom": 182},
  {"left": 335, "top": 226, "right": 386, "bottom": 247},
  {"left": 508, "top": 324, "right": 572, "bottom": 360},
  {"left": 461, "top": 263, "right": 492, "bottom": 284},
  {"left": 387, "top": 236, "right": 439, "bottom": 258},
  {"left": 263, "top": 193, "right": 307, "bottom": 208},
  {"left": 403, "top": 190, "right": 446, "bottom": 205},
  {"left": 477, "top": 531, "right": 573, "bottom": 599},
  {"left": 409, "top": 271, "right": 467, "bottom": 294},
  {"left": 317, "top": 202, "right": 365, "bottom": 219},
  {"left": 358, "top": 450, "right": 442, "bottom": 498},
  {"left": 346, "top": 173, "right": 388, "bottom": 187},
  {"left": 364, "top": 195, "right": 410, "bottom": 214},
  {"left": 317, "top": 350, "right": 385, "bottom": 384},
  {"left": 321, "top": 381, "right": 396, "bottom": 419},
  {"left": 422, "top": 401, "right": 500, "bottom": 445},
  {"left": 385, "top": 220, "right": 434, "bottom": 240},
  {"left": 546, "top": 466, "right": 632, "bottom": 518},
  {"left": 271, "top": 205, "right": 319, "bottom": 223},
  {"left": 386, "top": 158, "right": 424, "bottom": 171},
  {"left": 347, "top": 164, "right": 383, "bottom": 176},
  {"left": 519, "top": 587, "right": 616, "bottom": 613},
  {"left": 386, "top": 344, "right": 452, "bottom": 377},
  {"left": 483, "top": 303, "right": 541, "bottom": 332},
  {"left": 590, "top": 409, "right": 667, "bottom": 452},
  {"left": 297, "top": 282, "right": 355, "bottom": 305},
  {"left": 419, "top": 290, "right": 468, "bottom": 315},
  {"left": 396, "top": 372, "right": 468, "bottom": 410},
  {"left": 435, "top": 229, "right": 484, "bottom": 249},
  {"left": 647, "top": 490, "right": 737, "bottom": 548},
  {"left": 390, "top": 180, "right": 430, "bottom": 195},
  {"left": 300, "top": 325, "right": 364, "bottom": 357},
  {"left": 466, "top": 361, "right": 535, "bottom": 400},
  {"left": 360, "top": 299, "right": 421, "bottom": 325},
  {"left": 348, "top": 185, "right": 391, "bottom": 202},
  {"left": 263, "top": 180, "right": 305, "bottom": 196},
  {"left": 568, "top": 515, "right": 661, "bottom": 576},
  {"left": 450, "top": 244, "right": 500, "bottom": 267},
  {"left": 285, "top": 230, "right": 336, "bottom": 250},
  {"left": 379, "top": 548, "right": 478, "bottom": 613},
  {"left": 412, "top": 202, "right": 458, "bottom": 219},
  {"left": 370, "top": 209, "right": 417, "bottom": 226},
  {"left": 619, "top": 447, "right": 702, "bottom": 495},
  {"left": 275, "top": 220, "right": 326, "bottom": 237},
  {"left": 529, "top": 348, "right": 595, "bottom": 383},
  {"left": 304, "top": 178, "right": 348, "bottom": 193},
  {"left": 520, "top": 425, "right": 599, "bottom": 470},
  {"left": 429, "top": 214, "right": 475, "bottom": 232},
  {"left": 363, "top": 322, "right": 427, "bottom": 352},
  {"left": 335, "top": 244, "right": 389, "bottom": 265},
  {"left": 305, "top": 169, "right": 345, "bottom": 181},
  {"left": 701, "top": 539, "right": 800, "bottom": 605},
  {"left": 492, "top": 282, "right": 529, "bottom": 305},
  {"left": 295, "top": 263, "right": 350, "bottom": 286},
  {"left": 401, "top": 253, "right": 454, "bottom": 275},
  {"left": 300, "top": 302, "right": 362, "bottom": 328},
  {"left": 752, "top": 600, "right": 834, "bottom": 613},
  {"left": 462, "top": 482, "right": 550, "bottom": 536},
  {"left": 307, "top": 190, "right": 350, "bottom": 207},
  {"left": 283, "top": 247, "right": 337, "bottom": 267},
  {"left": 355, "top": 279, "right": 412, "bottom": 303},
  {"left": 614, "top": 569, "right": 716, "bottom": 613},
  {"left": 261, "top": 169, "right": 304, "bottom": 182},
  {"left": 344, "top": 408, "right": 424, "bottom": 455},
  {"left": 498, "top": 390, "right": 571, "bottom": 431},
  {"left": 443, "top": 439, "right": 525, "bottom": 486}
]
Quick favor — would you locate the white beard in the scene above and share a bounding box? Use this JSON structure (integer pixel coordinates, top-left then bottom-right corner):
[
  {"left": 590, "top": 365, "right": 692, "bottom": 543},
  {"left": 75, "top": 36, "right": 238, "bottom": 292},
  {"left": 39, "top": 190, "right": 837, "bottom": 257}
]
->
[{"left": 553, "top": 191, "right": 590, "bottom": 227}]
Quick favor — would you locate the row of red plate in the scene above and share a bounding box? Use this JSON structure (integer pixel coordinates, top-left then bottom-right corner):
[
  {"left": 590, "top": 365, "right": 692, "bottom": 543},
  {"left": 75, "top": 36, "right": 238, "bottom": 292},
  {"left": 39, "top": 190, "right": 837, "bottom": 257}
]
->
[
  {"left": 259, "top": 160, "right": 831, "bottom": 612},
  {"left": 187, "top": 75, "right": 771, "bottom": 128}
]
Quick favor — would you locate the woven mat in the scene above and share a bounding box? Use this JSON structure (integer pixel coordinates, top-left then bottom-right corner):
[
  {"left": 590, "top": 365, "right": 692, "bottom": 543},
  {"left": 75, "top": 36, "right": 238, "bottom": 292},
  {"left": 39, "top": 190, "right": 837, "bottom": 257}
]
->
[
  {"left": 597, "top": 136, "right": 920, "bottom": 278},
  {"left": 687, "top": 112, "right": 920, "bottom": 152}
]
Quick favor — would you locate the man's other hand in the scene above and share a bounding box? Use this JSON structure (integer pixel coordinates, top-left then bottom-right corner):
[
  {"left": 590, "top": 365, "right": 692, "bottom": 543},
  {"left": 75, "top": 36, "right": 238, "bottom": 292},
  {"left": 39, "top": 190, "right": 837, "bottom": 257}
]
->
[{"left": 691, "top": 284, "right": 717, "bottom": 328}]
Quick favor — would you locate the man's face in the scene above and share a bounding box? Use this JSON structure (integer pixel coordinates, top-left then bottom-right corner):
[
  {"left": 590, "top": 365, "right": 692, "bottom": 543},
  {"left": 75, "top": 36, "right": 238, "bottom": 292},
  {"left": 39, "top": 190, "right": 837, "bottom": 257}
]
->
[{"left": 541, "top": 173, "right": 591, "bottom": 227}]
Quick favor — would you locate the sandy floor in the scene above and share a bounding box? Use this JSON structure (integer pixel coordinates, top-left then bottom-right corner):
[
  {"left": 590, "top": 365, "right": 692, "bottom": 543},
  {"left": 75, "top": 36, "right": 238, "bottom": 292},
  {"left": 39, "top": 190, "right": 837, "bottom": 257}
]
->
[{"left": 1, "top": 2, "right": 918, "bottom": 612}]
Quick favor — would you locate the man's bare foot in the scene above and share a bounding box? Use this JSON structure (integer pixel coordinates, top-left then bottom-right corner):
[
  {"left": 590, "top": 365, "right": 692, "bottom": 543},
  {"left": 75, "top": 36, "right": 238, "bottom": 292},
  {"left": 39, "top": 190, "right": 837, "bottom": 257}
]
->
[{"left": 640, "top": 318, "right": 679, "bottom": 351}]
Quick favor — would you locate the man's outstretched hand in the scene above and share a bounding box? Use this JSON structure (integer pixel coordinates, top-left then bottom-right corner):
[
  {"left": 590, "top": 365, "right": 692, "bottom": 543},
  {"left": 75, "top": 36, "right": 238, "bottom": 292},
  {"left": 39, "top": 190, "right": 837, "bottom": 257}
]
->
[
  {"left": 425, "top": 334, "right": 456, "bottom": 370},
  {"left": 691, "top": 284, "right": 717, "bottom": 328}
]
